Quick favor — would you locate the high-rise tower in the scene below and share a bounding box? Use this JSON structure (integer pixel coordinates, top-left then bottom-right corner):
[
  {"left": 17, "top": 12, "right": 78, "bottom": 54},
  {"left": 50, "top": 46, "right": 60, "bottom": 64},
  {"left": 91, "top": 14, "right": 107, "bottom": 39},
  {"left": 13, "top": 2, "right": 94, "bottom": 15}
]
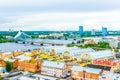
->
[
  {"left": 79, "top": 26, "right": 83, "bottom": 36},
  {"left": 102, "top": 27, "right": 107, "bottom": 37}
]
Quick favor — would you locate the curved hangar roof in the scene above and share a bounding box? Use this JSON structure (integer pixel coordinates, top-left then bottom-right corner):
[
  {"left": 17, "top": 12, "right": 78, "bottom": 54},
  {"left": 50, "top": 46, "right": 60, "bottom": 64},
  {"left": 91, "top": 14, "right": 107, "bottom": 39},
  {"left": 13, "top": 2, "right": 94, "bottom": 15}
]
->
[{"left": 85, "top": 50, "right": 114, "bottom": 60}]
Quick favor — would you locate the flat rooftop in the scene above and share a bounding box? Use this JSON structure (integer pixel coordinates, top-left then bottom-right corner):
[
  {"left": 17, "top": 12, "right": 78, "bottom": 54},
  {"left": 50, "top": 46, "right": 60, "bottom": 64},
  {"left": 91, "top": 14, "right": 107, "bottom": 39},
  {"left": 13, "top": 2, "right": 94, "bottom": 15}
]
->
[
  {"left": 25, "top": 39, "right": 74, "bottom": 45},
  {"left": 0, "top": 42, "right": 40, "bottom": 53},
  {"left": 87, "top": 64, "right": 111, "bottom": 71},
  {"left": 33, "top": 74, "right": 58, "bottom": 80}
]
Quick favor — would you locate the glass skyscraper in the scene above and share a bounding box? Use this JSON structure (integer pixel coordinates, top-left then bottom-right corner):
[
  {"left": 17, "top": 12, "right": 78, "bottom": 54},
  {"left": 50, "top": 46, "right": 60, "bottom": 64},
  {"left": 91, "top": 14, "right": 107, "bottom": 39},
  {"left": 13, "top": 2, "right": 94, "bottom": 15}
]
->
[
  {"left": 79, "top": 26, "right": 83, "bottom": 36},
  {"left": 102, "top": 27, "right": 107, "bottom": 37}
]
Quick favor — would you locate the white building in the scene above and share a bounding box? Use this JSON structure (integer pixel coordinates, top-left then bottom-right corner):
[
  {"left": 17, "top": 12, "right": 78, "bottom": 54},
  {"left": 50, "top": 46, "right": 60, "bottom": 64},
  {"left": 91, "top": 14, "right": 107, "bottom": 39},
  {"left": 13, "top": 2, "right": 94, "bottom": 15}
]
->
[
  {"left": 91, "top": 29, "right": 96, "bottom": 35},
  {"left": 41, "top": 60, "right": 68, "bottom": 78},
  {"left": 99, "top": 72, "right": 120, "bottom": 80},
  {"left": 49, "top": 33, "right": 63, "bottom": 37}
]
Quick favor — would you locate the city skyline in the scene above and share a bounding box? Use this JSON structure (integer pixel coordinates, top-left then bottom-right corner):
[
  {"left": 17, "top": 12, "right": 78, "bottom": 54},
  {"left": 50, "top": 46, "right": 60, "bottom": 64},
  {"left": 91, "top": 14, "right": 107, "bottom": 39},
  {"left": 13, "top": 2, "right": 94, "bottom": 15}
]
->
[{"left": 0, "top": 0, "right": 120, "bottom": 31}]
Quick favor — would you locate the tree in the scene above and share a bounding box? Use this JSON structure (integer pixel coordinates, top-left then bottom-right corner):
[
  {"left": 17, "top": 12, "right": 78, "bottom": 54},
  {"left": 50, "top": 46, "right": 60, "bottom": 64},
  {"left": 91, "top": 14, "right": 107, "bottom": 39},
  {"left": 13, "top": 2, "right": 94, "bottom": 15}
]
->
[
  {"left": 6, "top": 61, "right": 13, "bottom": 72},
  {"left": 0, "top": 73, "right": 2, "bottom": 80},
  {"left": 77, "top": 40, "right": 81, "bottom": 43},
  {"left": 114, "top": 47, "right": 119, "bottom": 52},
  {"left": 67, "top": 44, "right": 75, "bottom": 47},
  {"left": 98, "top": 41, "right": 110, "bottom": 48},
  {"left": 72, "top": 42, "right": 75, "bottom": 44}
]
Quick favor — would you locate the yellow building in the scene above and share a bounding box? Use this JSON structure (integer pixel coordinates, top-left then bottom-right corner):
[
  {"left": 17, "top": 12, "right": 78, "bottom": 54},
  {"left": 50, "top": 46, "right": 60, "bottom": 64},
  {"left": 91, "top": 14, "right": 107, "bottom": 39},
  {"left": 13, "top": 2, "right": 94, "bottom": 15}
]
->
[
  {"left": 0, "top": 59, "right": 5, "bottom": 67},
  {"left": 18, "top": 59, "right": 42, "bottom": 73}
]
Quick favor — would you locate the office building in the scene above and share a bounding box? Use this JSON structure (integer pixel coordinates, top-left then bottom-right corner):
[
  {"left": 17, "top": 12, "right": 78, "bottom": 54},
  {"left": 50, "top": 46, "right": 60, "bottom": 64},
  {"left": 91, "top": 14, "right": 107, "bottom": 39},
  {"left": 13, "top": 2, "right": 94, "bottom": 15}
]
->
[
  {"left": 79, "top": 26, "right": 83, "bottom": 36},
  {"left": 91, "top": 29, "right": 96, "bottom": 35},
  {"left": 102, "top": 27, "right": 107, "bottom": 37}
]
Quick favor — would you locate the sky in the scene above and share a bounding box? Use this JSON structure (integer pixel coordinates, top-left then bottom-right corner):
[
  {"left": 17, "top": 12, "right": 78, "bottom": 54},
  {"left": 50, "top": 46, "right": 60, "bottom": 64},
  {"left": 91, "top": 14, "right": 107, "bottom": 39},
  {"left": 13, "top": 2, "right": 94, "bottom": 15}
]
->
[{"left": 0, "top": 0, "right": 120, "bottom": 31}]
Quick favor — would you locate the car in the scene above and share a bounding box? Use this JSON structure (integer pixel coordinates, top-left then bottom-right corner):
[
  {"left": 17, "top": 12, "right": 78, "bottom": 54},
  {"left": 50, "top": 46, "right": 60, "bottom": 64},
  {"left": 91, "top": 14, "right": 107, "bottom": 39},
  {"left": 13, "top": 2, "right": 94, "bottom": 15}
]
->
[
  {"left": 61, "top": 74, "right": 67, "bottom": 78},
  {"left": 66, "top": 73, "right": 71, "bottom": 77}
]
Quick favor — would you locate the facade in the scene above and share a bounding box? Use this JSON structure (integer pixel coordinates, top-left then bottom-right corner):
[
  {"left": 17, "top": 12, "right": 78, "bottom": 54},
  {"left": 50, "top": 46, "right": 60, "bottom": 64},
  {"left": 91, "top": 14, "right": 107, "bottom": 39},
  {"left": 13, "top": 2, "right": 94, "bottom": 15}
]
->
[
  {"left": 118, "top": 42, "right": 120, "bottom": 49},
  {"left": 99, "top": 72, "right": 120, "bottom": 80},
  {"left": 84, "top": 39, "right": 95, "bottom": 44},
  {"left": 41, "top": 60, "right": 68, "bottom": 78},
  {"left": 0, "top": 59, "right": 5, "bottom": 67},
  {"left": 4, "top": 58, "right": 19, "bottom": 69},
  {"left": 49, "top": 33, "right": 63, "bottom": 38},
  {"left": 0, "top": 52, "right": 13, "bottom": 59},
  {"left": 66, "top": 62, "right": 80, "bottom": 72},
  {"left": 117, "top": 37, "right": 120, "bottom": 41},
  {"left": 39, "top": 35, "right": 47, "bottom": 38},
  {"left": 0, "top": 51, "right": 23, "bottom": 59},
  {"left": 92, "top": 60, "right": 119, "bottom": 71},
  {"left": 13, "top": 59, "right": 19, "bottom": 68},
  {"left": 46, "top": 46, "right": 94, "bottom": 59},
  {"left": 15, "top": 53, "right": 42, "bottom": 73},
  {"left": 79, "top": 26, "right": 83, "bottom": 36},
  {"left": 91, "top": 29, "right": 96, "bottom": 35},
  {"left": 71, "top": 66, "right": 102, "bottom": 80},
  {"left": 102, "top": 27, "right": 107, "bottom": 37},
  {"left": 80, "top": 50, "right": 119, "bottom": 71},
  {"left": 109, "top": 40, "right": 118, "bottom": 48},
  {"left": 18, "top": 60, "right": 42, "bottom": 73},
  {"left": 13, "top": 51, "right": 23, "bottom": 57},
  {"left": 80, "top": 50, "right": 115, "bottom": 61}
]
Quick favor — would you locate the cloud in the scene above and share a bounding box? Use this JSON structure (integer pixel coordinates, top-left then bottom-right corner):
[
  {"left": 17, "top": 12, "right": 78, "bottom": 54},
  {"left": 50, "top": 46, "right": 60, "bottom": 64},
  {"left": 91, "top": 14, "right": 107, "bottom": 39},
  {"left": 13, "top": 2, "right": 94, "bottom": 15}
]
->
[
  {"left": 0, "top": 0, "right": 120, "bottom": 12},
  {"left": 0, "top": 10, "right": 120, "bottom": 31},
  {"left": 0, "top": 0, "right": 120, "bottom": 31}
]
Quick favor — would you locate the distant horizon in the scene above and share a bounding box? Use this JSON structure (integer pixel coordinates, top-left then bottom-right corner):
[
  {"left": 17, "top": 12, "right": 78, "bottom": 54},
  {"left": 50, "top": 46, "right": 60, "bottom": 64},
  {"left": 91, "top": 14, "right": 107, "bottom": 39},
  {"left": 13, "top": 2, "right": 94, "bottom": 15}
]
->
[
  {"left": 0, "top": 0, "right": 120, "bottom": 31},
  {"left": 1, "top": 29, "right": 120, "bottom": 32}
]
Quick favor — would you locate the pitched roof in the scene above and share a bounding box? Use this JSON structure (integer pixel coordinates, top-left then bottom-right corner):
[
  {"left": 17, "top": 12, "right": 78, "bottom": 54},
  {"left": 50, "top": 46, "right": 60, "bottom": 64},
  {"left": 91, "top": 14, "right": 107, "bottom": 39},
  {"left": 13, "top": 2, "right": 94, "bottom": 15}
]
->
[
  {"left": 42, "top": 60, "right": 65, "bottom": 68},
  {"left": 33, "top": 74, "right": 58, "bottom": 80},
  {"left": 15, "top": 55, "right": 31, "bottom": 61},
  {"left": 45, "top": 46, "right": 94, "bottom": 55},
  {"left": 18, "top": 76, "right": 36, "bottom": 80},
  {"left": 87, "top": 64, "right": 111, "bottom": 71},
  {"left": 71, "top": 66, "right": 102, "bottom": 74},
  {"left": 88, "top": 50, "right": 114, "bottom": 59}
]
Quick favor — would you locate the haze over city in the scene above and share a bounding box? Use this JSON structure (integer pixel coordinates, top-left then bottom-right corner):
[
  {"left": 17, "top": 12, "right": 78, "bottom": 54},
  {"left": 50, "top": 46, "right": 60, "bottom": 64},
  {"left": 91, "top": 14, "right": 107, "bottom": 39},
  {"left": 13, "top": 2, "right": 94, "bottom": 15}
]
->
[{"left": 0, "top": 0, "right": 120, "bottom": 31}]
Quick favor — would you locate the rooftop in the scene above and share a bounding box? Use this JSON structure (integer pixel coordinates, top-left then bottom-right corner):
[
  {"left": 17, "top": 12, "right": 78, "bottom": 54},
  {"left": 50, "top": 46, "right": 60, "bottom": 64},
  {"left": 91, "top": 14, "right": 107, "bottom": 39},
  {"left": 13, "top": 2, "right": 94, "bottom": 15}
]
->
[
  {"left": 33, "top": 74, "right": 58, "bottom": 80},
  {"left": 18, "top": 76, "right": 36, "bottom": 80},
  {"left": 42, "top": 60, "right": 65, "bottom": 68},
  {"left": 0, "top": 42, "right": 40, "bottom": 53},
  {"left": 15, "top": 55, "right": 31, "bottom": 61},
  {"left": 4, "top": 58, "right": 15, "bottom": 62},
  {"left": 71, "top": 66, "right": 102, "bottom": 74},
  {"left": 100, "top": 72, "right": 120, "bottom": 80},
  {"left": 88, "top": 50, "right": 114, "bottom": 59},
  {"left": 45, "top": 46, "right": 94, "bottom": 56},
  {"left": 87, "top": 64, "right": 111, "bottom": 71},
  {"left": 26, "top": 39, "right": 73, "bottom": 45}
]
